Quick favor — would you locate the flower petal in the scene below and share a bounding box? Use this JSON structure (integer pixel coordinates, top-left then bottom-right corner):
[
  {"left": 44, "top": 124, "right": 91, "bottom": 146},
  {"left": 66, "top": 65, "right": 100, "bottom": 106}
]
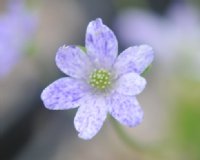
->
[
  {"left": 114, "top": 45, "right": 154, "bottom": 76},
  {"left": 108, "top": 92, "right": 143, "bottom": 127},
  {"left": 115, "top": 72, "right": 146, "bottom": 96},
  {"left": 41, "top": 77, "right": 89, "bottom": 110},
  {"left": 85, "top": 18, "right": 118, "bottom": 69},
  {"left": 56, "top": 45, "right": 92, "bottom": 79},
  {"left": 74, "top": 94, "right": 107, "bottom": 140}
]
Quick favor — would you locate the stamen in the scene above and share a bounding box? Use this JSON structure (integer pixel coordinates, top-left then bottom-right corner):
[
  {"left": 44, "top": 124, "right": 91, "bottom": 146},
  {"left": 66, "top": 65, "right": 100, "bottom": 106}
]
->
[{"left": 89, "top": 69, "right": 111, "bottom": 90}]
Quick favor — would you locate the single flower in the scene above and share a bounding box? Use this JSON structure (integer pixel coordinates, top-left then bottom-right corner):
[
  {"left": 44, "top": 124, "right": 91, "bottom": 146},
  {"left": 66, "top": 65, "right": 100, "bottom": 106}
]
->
[{"left": 41, "top": 18, "right": 154, "bottom": 140}]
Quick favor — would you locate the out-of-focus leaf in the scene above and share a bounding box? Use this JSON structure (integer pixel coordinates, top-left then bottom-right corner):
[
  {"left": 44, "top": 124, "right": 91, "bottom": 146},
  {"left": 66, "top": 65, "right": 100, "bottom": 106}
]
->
[
  {"left": 78, "top": 45, "right": 87, "bottom": 53},
  {"left": 25, "top": 41, "right": 38, "bottom": 56},
  {"left": 173, "top": 80, "right": 200, "bottom": 159},
  {"left": 114, "top": 0, "right": 147, "bottom": 9},
  {"left": 142, "top": 64, "right": 152, "bottom": 76}
]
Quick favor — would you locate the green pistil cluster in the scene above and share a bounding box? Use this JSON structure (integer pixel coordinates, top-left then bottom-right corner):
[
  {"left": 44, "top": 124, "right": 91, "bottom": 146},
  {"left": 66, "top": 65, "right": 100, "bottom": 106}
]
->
[{"left": 89, "top": 69, "right": 111, "bottom": 90}]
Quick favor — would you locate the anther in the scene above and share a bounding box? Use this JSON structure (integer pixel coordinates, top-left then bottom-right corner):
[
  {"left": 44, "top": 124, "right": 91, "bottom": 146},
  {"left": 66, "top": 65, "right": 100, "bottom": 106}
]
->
[{"left": 89, "top": 69, "right": 111, "bottom": 90}]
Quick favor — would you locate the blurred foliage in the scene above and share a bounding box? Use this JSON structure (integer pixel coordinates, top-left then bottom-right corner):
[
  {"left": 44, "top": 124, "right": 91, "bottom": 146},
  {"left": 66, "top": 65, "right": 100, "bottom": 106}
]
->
[
  {"left": 26, "top": 0, "right": 40, "bottom": 9},
  {"left": 113, "top": 0, "right": 173, "bottom": 15},
  {"left": 173, "top": 79, "right": 200, "bottom": 159},
  {"left": 78, "top": 45, "right": 87, "bottom": 53},
  {"left": 193, "top": 0, "right": 200, "bottom": 6},
  {"left": 113, "top": 0, "right": 148, "bottom": 10},
  {"left": 25, "top": 40, "right": 38, "bottom": 56},
  {"left": 147, "top": 0, "right": 173, "bottom": 14},
  {"left": 142, "top": 64, "right": 152, "bottom": 77}
]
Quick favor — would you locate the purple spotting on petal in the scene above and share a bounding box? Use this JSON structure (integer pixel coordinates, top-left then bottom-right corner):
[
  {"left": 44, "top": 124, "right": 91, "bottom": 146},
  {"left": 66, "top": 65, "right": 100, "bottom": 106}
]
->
[
  {"left": 41, "top": 17, "right": 154, "bottom": 140},
  {"left": 115, "top": 72, "right": 146, "bottom": 96},
  {"left": 85, "top": 18, "right": 118, "bottom": 69},
  {"left": 74, "top": 94, "right": 108, "bottom": 140},
  {"left": 108, "top": 92, "right": 143, "bottom": 127},
  {"left": 114, "top": 45, "right": 154, "bottom": 76},
  {"left": 93, "top": 18, "right": 103, "bottom": 29},
  {"left": 87, "top": 34, "right": 93, "bottom": 44},
  {"left": 56, "top": 45, "right": 93, "bottom": 79},
  {"left": 41, "top": 78, "right": 89, "bottom": 110}
]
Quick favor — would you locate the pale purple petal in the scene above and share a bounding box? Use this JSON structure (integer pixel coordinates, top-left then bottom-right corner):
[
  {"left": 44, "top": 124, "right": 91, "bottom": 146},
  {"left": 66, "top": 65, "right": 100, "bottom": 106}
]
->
[
  {"left": 41, "top": 77, "right": 89, "bottom": 110},
  {"left": 74, "top": 94, "right": 108, "bottom": 140},
  {"left": 114, "top": 45, "right": 154, "bottom": 76},
  {"left": 85, "top": 18, "right": 118, "bottom": 69},
  {"left": 56, "top": 45, "right": 93, "bottom": 79},
  {"left": 108, "top": 92, "right": 143, "bottom": 127},
  {"left": 115, "top": 72, "right": 146, "bottom": 96}
]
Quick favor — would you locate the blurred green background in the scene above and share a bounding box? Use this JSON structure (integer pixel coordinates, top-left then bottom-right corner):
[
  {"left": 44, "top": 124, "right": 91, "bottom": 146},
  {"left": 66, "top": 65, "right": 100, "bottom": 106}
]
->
[{"left": 1, "top": 0, "right": 200, "bottom": 159}]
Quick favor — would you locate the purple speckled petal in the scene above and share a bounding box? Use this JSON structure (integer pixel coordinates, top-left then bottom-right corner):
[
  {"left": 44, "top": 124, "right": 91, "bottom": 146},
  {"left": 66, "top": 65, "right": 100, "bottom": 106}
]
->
[
  {"left": 74, "top": 94, "right": 108, "bottom": 140},
  {"left": 56, "top": 45, "right": 93, "bottom": 79},
  {"left": 85, "top": 18, "right": 118, "bottom": 69},
  {"left": 108, "top": 92, "right": 143, "bottom": 127},
  {"left": 115, "top": 72, "right": 146, "bottom": 96},
  {"left": 114, "top": 45, "right": 154, "bottom": 76},
  {"left": 41, "top": 77, "right": 89, "bottom": 110}
]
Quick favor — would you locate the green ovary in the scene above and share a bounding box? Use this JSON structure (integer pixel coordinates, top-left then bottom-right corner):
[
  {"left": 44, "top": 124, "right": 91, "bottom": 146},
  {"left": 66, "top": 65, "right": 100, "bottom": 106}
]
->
[{"left": 89, "top": 69, "right": 111, "bottom": 90}]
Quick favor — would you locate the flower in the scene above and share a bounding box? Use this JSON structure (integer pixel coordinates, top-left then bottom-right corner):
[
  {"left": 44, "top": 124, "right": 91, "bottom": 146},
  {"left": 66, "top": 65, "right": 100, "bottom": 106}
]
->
[
  {"left": 115, "top": 2, "right": 200, "bottom": 80},
  {"left": 41, "top": 18, "right": 154, "bottom": 140},
  {"left": 0, "top": 0, "right": 37, "bottom": 77}
]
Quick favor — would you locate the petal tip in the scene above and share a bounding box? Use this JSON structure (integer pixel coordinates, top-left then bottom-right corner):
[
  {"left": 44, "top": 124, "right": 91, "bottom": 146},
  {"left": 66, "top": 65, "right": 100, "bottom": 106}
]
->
[
  {"left": 93, "top": 17, "right": 103, "bottom": 24},
  {"left": 88, "top": 18, "right": 104, "bottom": 31},
  {"left": 40, "top": 89, "right": 46, "bottom": 102},
  {"left": 78, "top": 132, "right": 93, "bottom": 140},
  {"left": 141, "top": 44, "right": 154, "bottom": 57},
  {"left": 128, "top": 107, "right": 144, "bottom": 127},
  {"left": 40, "top": 87, "right": 56, "bottom": 110}
]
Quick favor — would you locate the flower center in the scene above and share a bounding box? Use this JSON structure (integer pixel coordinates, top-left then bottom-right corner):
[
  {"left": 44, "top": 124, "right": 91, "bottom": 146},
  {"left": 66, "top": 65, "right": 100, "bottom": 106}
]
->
[{"left": 89, "top": 69, "right": 111, "bottom": 90}]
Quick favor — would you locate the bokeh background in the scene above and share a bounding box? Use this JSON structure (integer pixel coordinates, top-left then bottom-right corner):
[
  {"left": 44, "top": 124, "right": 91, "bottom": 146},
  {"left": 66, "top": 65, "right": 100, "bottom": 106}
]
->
[{"left": 1, "top": 0, "right": 200, "bottom": 159}]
